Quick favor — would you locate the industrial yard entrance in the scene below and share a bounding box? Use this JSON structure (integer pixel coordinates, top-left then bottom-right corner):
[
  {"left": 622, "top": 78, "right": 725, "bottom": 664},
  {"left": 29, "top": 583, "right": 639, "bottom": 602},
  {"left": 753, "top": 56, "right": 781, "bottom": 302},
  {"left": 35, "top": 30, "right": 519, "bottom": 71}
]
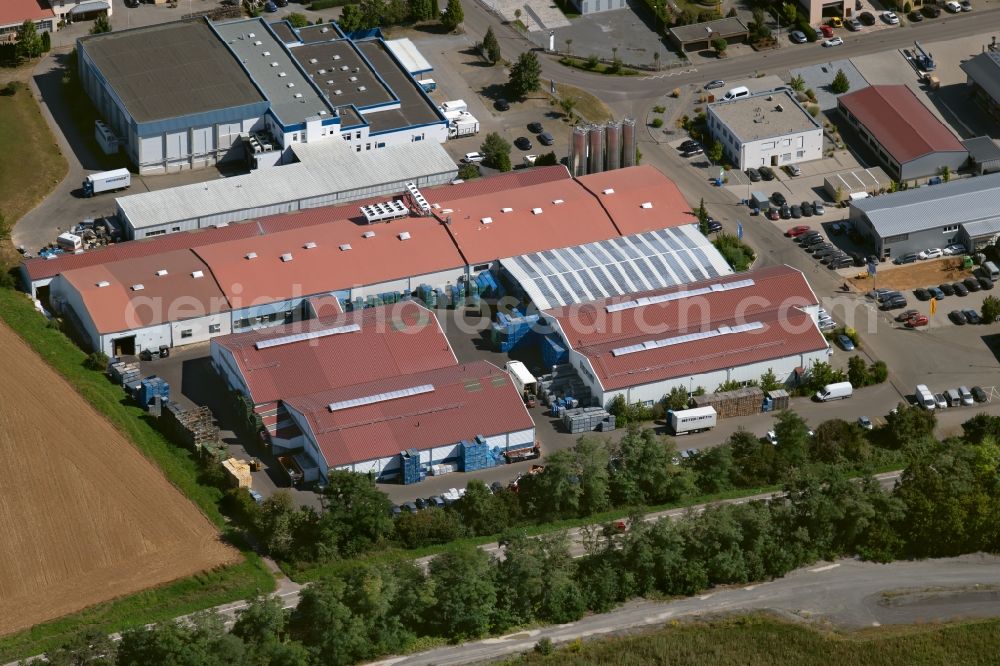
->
[{"left": 114, "top": 335, "right": 135, "bottom": 356}]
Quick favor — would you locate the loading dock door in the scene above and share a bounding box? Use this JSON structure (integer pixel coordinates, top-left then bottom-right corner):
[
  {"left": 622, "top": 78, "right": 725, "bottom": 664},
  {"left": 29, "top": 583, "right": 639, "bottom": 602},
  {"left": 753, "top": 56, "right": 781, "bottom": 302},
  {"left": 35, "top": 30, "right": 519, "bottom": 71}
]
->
[{"left": 113, "top": 336, "right": 135, "bottom": 356}]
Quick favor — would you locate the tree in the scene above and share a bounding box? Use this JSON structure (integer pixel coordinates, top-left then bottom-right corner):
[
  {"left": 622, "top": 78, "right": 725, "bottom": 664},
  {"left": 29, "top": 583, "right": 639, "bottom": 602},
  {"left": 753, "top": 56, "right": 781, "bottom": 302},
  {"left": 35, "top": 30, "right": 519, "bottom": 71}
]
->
[
  {"left": 508, "top": 51, "right": 541, "bottom": 100},
  {"left": 482, "top": 26, "right": 501, "bottom": 63},
  {"left": 40, "top": 29, "right": 50, "bottom": 53},
  {"left": 45, "top": 628, "right": 117, "bottom": 666},
  {"left": 533, "top": 152, "right": 558, "bottom": 166},
  {"left": 847, "top": 355, "right": 868, "bottom": 389},
  {"left": 480, "top": 131, "right": 512, "bottom": 171},
  {"left": 711, "top": 38, "right": 728, "bottom": 56},
  {"left": 805, "top": 361, "right": 846, "bottom": 393},
  {"left": 454, "top": 479, "right": 505, "bottom": 536},
  {"left": 830, "top": 69, "right": 851, "bottom": 94},
  {"left": 772, "top": 410, "right": 811, "bottom": 473},
  {"left": 810, "top": 418, "right": 869, "bottom": 464},
  {"left": 728, "top": 428, "right": 778, "bottom": 487},
  {"left": 558, "top": 96, "right": 577, "bottom": 119},
  {"left": 693, "top": 198, "right": 710, "bottom": 234},
  {"left": 428, "top": 544, "right": 497, "bottom": 639},
  {"left": 519, "top": 449, "right": 580, "bottom": 520},
  {"left": 982, "top": 295, "right": 1000, "bottom": 324},
  {"left": 782, "top": 2, "right": 798, "bottom": 27},
  {"left": 232, "top": 595, "right": 287, "bottom": 655},
  {"left": 118, "top": 613, "right": 240, "bottom": 666},
  {"left": 292, "top": 576, "right": 376, "bottom": 664},
  {"left": 286, "top": 12, "right": 311, "bottom": 28},
  {"left": 652, "top": 50, "right": 660, "bottom": 71},
  {"left": 383, "top": 0, "right": 411, "bottom": 25},
  {"left": 883, "top": 404, "right": 937, "bottom": 450},
  {"left": 789, "top": 74, "right": 806, "bottom": 92},
  {"left": 409, "top": 0, "right": 434, "bottom": 21},
  {"left": 316, "top": 471, "right": 393, "bottom": 560},
  {"left": 665, "top": 385, "right": 690, "bottom": 411},
  {"left": 939, "top": 165, "right": 951, "bottom": 182},
  {"left": 254, "top": 491, "right": 316, "bottom": 562},
  {"left": 904, "top": 0, "right": 912, "bottom": 11},
  {"left": 692, "top": 444, "right": 734, "bottom": 494},
  {"left": 707, "top": 140, "right": 724, "bottom": 164},
  {"left": 338, "top": 5, "right": 365, "bottom": 32},
  {"left": 456, "top": 163, "right": 480, "bottom": 180},
  {"left": 15, "top": 20, "right": 44, "bottom": 63},
  {"left": 393, "top": 506, "right": 463, "bottom": 548},
  {"left": 90, "top": 15, "right": 112, "bottom": 35},
  {"left": 610, "top": 427, "right": 692, "bottom": 505},
  {"left": 565, "top": 38, "right": 573, "bottom": 55},
  {"left": 574, "top": 435, "right": 611, "bottom": 516},
  {"left": 759, "top": 368, "right": 782, "bottom": 392},
  {"left": 441, "top": 0, "right": 464, "bottom": 31}
]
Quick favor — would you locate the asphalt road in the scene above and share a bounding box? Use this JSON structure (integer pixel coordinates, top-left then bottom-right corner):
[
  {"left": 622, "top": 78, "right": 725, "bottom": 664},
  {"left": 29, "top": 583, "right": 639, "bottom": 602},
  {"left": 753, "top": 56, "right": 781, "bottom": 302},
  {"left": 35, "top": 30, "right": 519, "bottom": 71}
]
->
[{"left": 377, "top": 553, "right": 1000, "bottom": 665}]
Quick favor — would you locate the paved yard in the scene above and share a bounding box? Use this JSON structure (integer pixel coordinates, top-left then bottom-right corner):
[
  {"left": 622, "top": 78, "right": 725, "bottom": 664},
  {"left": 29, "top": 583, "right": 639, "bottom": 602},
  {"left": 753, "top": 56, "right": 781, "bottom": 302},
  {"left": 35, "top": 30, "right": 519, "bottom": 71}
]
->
[{"left": 791, "top": 59, "right": 868, "bottom": 111}]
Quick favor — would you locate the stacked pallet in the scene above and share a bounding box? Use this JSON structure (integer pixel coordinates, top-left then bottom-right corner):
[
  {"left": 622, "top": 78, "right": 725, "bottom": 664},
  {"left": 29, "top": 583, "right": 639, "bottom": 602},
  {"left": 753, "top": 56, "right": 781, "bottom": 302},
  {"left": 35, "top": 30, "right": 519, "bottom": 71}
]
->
[
  {"left": 692, "top": 387, "right": 765, "bottom": 418},
  {"left": 562, "top": 407, "right": 616, "bottom": 434},
  {"left": 765, "top": 389, "right": 790, "bottom": 411},
  {"left": 221, "top": 458, "right": 253, "bottom": 488},
  {"left": 160, "top": 402, "right": 220, "bottom": 452},
  {"left": 108, "top": 361, "right": 140, "bottom": 386}
]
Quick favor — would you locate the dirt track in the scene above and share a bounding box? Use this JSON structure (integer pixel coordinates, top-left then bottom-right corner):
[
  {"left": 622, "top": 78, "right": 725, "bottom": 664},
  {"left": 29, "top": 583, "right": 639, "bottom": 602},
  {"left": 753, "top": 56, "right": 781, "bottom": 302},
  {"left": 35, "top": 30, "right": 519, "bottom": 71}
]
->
[{"left": 0, "top": 322, "right": 238, "bottom": 635}]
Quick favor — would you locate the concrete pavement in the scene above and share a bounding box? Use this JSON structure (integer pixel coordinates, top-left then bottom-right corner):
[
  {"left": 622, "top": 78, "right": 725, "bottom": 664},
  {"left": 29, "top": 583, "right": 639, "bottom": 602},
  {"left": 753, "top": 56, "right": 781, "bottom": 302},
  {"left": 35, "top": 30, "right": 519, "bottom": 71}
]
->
[{"left": 379, "top": 553, "right": 1000, "bottom": 665}]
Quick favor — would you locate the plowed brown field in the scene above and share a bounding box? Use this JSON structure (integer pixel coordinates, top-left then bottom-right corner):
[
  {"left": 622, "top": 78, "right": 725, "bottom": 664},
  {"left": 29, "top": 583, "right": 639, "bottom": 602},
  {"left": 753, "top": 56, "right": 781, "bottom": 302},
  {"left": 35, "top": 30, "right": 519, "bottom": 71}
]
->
[{"left": 0, "top": 323, "right": 238, "bottom": 634}]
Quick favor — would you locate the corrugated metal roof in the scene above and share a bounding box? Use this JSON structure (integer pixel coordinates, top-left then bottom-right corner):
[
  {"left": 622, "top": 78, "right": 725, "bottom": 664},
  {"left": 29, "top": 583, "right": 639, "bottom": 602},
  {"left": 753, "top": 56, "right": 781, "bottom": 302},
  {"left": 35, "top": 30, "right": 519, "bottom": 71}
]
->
[
  {"left": 1, "top": 0, "right": 55, "bottom": 24},
  {"left": 385, "top": 38, "right": 433, "bottom": 74},
  {"left": 963, "top": 136, "right": 1000, "bottom": 163},
  {"left": 501, "top": 226, "right": 733, "bottom": 310},
  {"left": 213, "top": 302, "right": 456, "bottom": 405},
  {"left": 853, "top": 172, "right": 1000, "bottom": 238},
  {"left": 960, "top": 52, "right": 1000, "bottom": 106},
  {"left": 285, "top": 360, "right": 534, "bottom": 468},
  {"left": 60, "top": 249, "right": 230, "bottom": 334},
  {"left": 546, "top": 265, "right": 826, "bottom": 391},
  {"left": 838, "top": 85, "right": 965, "bottom": 164},
  {"left": 960, "top": 217, "right": 1000, "bottom": 239},
  {"left": 117, "top": 140, "right": 457, "bottom": 230}
]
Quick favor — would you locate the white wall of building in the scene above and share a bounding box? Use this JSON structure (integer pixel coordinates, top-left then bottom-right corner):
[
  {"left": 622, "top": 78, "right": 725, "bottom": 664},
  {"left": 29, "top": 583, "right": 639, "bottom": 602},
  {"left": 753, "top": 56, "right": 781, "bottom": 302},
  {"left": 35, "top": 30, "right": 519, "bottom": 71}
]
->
[
  {"left": 170, "top": 313, "right": 232, "bottom": 349},
  {"left": 99, "top": 323, "right": 172, "bottom": 358},
  {"left": 707, "top": 106, "right": 823, "bottom": 171}
]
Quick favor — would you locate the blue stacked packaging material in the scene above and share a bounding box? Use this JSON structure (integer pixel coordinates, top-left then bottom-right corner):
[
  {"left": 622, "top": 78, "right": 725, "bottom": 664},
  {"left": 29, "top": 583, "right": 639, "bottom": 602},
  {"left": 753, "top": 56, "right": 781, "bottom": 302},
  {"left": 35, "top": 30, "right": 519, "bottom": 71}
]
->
[
  {"left": 475, "top": 270, "right": 499, "bottom": 298},
  {"left": 492, "top": 312, "right": 540, "bottom": 352},
  {"left": 541, "top": 334, "right": 567, "bottom": 366},
  {"left": 459, "top": 436, "right": 494, "bottom": 472},
  {"left": 435, "top": 288, "right": 448, "bottom": 308},
  {"left": 138, "top": 375, "right": 170, "bottom": 406},
  {"left": 401, "top": 448, "right": 423, "bottom": 485}
]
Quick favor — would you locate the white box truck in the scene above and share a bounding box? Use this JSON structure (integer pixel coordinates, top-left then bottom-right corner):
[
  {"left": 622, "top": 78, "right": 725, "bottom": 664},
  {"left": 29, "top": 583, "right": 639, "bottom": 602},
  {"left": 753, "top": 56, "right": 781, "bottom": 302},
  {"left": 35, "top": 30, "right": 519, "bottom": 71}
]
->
[
  {"left": 815, "top": 381, "right": 853, "bottom": 402},
  {"left": 914, "top": 384, "right": 936, "bottom": 410},
  {"left": 82, "top": 168, "right": 131, "bottom": 198},
  {"left": 439, "top": 99, "right": 468, "bottom": 114},
  {"left": 669, "top": 406, "right": 717, "bottom": 435},
  {"left": 505, "top": 361, "right": 537, "bottom": 399},
  {"left": 448, "top": 112, "right": 480, "bottom": 138}
]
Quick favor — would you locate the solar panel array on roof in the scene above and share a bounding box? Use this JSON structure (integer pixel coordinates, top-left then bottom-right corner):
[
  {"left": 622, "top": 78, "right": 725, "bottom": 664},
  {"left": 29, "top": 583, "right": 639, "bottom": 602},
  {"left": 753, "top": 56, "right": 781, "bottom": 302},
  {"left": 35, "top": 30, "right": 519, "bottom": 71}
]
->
[{"left": 500, "top": 226, "right": 734, "bottom": 310}]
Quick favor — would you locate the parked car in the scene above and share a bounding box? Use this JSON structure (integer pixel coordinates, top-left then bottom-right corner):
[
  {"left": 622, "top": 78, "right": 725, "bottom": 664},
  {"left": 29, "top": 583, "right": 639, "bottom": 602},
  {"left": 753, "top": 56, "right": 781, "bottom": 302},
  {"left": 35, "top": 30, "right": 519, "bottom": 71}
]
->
[
  {"left": 796, "top": 232, "right": 822, "bottom": 245},
  {"left": 972, "top": 386, "right": 987, "bottom": 402},
  {"left": 538, "top": 131, "right": 554, "bottom": 146},
  {"left": 893, "top": 253, "right": 919, "bottom": 265},
  {"left": 823, "top": 37, "right": 845, "bottom": 47},
  {"left": 790, "top": 30, "right": 808, "bottom": 43},
  {"left": 922, "top": 4, "right": 941, "bottom": 16},
  {"left": 858, "top": 416, "right": 873, "bottom": 430},
  {"left": 707, "top": 220, "right": 723, "bottom": 233},
  {"left": 527, "top": 121, "right": 544, "bottom": 133},
  {"left": 806, "top": 242, "right": 833, "bottom": 255},
  {"left": 705, "top": 79, "right": 726, "bottom": 89},
  {"left": 790, "top": 205, "right": 802, "bottom": 219},
  {"left": 780, "top": 205, "right": 792, "bottom": 219},
  {"left": 979, "top": 277, "right": 994, "bottom": 290},
  {"left": 837, "top": 334, "right": 855, "bottom": 351},
  {"left": 858, "top": 11, "right": 876, "bottom": 25},
  {"left": 914, "top": 287, "right": 931, "bottom": 301},
  {"left": 828, "top": 255, "right": 855, "bottom": 269},
  {"left": 785, "top": 164, "right": 802, "bottom": 177},
  {"left": 462, "top": 152, "right": 484, "bottom": 163},
  {"left": 683, "top": 146, "right": 704, "bottom": 157},
  {"left": 944, "top": 0, "right": 961, "bottom": 12},
  {"left": 881, "top": 295, "right": 908, "bottom": 310},
  {"left": 514, "top": 136, "right": 532, "bottom": 150},
  {"left": 964, "top": 276, "right": 982, "bottom": 292},
  {"left": 939, "top": 283, "right": 956, "bottom": 296},
  {"left": 766, "top": 207, "right": 781, "bottom": 220},
  {"left": 801, "top": 235, "right": 827, "bottom": 248},
  {"left": 680, "top": 139, "right": 700, "bottom": 151},
  {"left": 846, "top": 18, "right": 863, "bottom": 30},
  {"left": 961, "top": 0, "right": 973, "bottom": 10},
  {"left": 929, "top": 286, "right": 946, "bottom": 300},
  {"left": 944, "top": 244, "right": 966, "bottom": 255},
  {"left": 264, "top": 0, "right": 277, "bottom": 11},
  {"left": 820, "top": 24, "right": 835, "bottom": 37},
  {"left": 821, "top": 251, "right": 848, "bottom": 264},
  {"left": 881, "top": 10, "right": 899, "bottom": 23},
  {"left": 895, "top": 309, "right": 920, "bottom": 322},
  {"left": 829, "top": 16, "right": 843, "bottom": 27},
  {"left": 874, "top": 289, "right": 900, "bottom": 302},
  {"left": 771, "top": 192, "right": 787, "bottom": 206},
  {"left": 746, "top": 167, "right": 762, "bottom": 182},
  {"left": 918, "top": 248, "right": 943, "bottom": 260},
  {"left": 953, "top": 282, "right": 969, "bottom": 297},
  {"left": 908, "top": 10, "right": 924, "bottom": 21},
  {"left": 906, "top": 314, "right": 929, "bottom": 328},
  {"left": 813, "top": 201, "right": 825, "bottom": 215},
  {"left": 759, "top": 166, "right": 775, "bottom": 181},
  {"left": 949, "top": 309, "right": 968, "bottom": 325},
  {"left": 962, "top": 308, "right": 982, "bottom": 324},
  {"left": 495, "top": 98, "right": 510, "bottom": 111},
  {"left": 786, "top": 225, "right": 811, "bottom": 237},
  {"left": 801, "top": 201, "right": 813, "bottom": 217}
]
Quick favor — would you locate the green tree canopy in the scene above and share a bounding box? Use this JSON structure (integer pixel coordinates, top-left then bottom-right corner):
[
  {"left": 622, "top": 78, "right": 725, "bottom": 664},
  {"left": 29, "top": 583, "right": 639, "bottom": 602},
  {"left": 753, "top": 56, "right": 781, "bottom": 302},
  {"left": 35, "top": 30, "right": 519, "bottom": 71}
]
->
[
  {"left": 482, "top": 26, "right": 501, "bottom": 63},
  {"left": 831, "top": 69, "right": 851, "bottom": 94},
  {"left": 286, "top": 12, "right": 311, "bottom": 28},
  {"left": 441, "top": 0, "right": 464, "bottom": 30},
  {"left": 316, "top": 471, "right": 393, "bottom": 559},
  {"left": 508, "top": 50, "right": 541, "bottom": 99},
  {"left": 15, "top": 20, "right": 44, "bottom": 62},
  {"left": 480, "top": 131, "right": 512, "bottom": 171},
  {"left": 428, "top": 545, "right": 497, "bottom": 639},
  {"left": 90, "top": 14, "right": 112, "bottom": 34}
]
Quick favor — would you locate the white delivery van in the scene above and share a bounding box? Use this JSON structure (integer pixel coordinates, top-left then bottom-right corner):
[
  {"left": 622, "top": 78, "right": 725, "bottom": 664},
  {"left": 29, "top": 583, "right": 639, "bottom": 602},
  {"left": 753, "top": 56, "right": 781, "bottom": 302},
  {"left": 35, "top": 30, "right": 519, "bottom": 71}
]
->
[
  {"left": 815, "top": 381, "right": 853, "bottom": 401},
  {"left": 669, "top": 406, "right": 717, "bottom": 435},
  {"left": 914, "top": 384, "right": 936, "bottom": 410},
  {"left": 723, "top": 86, "right": 750, "bottom": 101},
  {"left": 505, "top": 361, "right": 537, "bottom": 398},
  {"left": 982, "top": 261, "right": 999, "bottom": 280},
  {"left": 958, "top": 386, "right": 974, "bottom": 406}
]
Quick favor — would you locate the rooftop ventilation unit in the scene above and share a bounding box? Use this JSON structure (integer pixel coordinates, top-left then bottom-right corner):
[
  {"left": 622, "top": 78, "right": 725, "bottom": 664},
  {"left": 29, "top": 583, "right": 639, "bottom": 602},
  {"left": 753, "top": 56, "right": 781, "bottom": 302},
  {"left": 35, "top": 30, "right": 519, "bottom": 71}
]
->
[
  {"left": 318, "top": 68, "right": 326, "bottom": 74},
  {"left": 398, "top": 231, "right": 411, "bottom": 241},
  {"left": 294, "top": 93, "right": 303, "bottom": 98},
  {"left": 318, "top": 110, "right": 327, "bottom": 115},
  {"left": 321, "top": 27, "right": 330, "bottom": 33},
  {"left": 349, "top": 76, "right": 358, "bottom": 82},
  {"left": 155, "top": 269, "right": 168, "bottom": 276},
  {"left": 279, "top": 72, "right": 287, "bottom": 77},
  {"left": 606, "top": 278, "right": 756, "bottom": 313},
  {"left": 611, "top": 322, "right": 764, "bottom": 357},
  {"left": 246, "top": 252, "right": 258, "bottom": 260},
  {"left": 271, "top": 62, "right": 279, "bottom": 67},
  {"left": 481, "top": 217, "right": 493, "bottom": 225},
  {"left": 287, "top": 83, "right": 295, "bottom": 88},
  {"left": 532, "top": 207, "right": 543, "bottom": 215},
  {"left": 340, "top": 65, "right": 349, "bottom": 71},
  {"left": 131, "top": 283, "right": 144, "bottom": 291},
  {"left": 254, "top": 40, "right": 263, "bottom": 46},
  {"left": 358, "top": 86, "right": 366, "bottom": 92},
  {"left": 501, "top": 207, "right": 513, "bottom": 213},
  {"left": 552, "top": 199, "right": 564, "bottom": 205},
  {"left": 360, "top": 199, "right": 408, "bottom": 224},
  {"left": 262, "top": 50, "right": 270, "bottom": 55},
  {"left": 333, "top": 53, "right": 340, "bottom": 59},
  {"left": 362, "top": 231, "right": 376, "bottom": 238},
  {"left": 248, "top": 32, "right": 255, "bottom": 38},
  {"left": 254, "top": 323, "right": 361, "bottom": 351},
  {"left": 640, "top": 202, "right": 653, "bottom": 209},
  {"left": 334, "top": 89, "right": 342, "bottom": 95},
  {"left": 405, "top": 182, "right": 431, "bottom": 213},
  {"left": 191, "top": 270, "right": 204, "bottom": 279},
  {"left": 96, "top": 280, "right": 110, "bottom": 288},
  {"left": 603, "top": 188, "right": 615, "bottom": 195},
  {"left": 304, "top": 241, "right": 317, "bottom": 249},
  {"left": 328, "top": 384, "right": 434, "bottom": 412},
  {"left": 280, "top": 253, "right": 293, "bottom": 262},
  {"left": 339, "top": 243, "right": 352, "bottom": 251},
  {"left": 310, "top": 58, "right": 318, "bottom": 64}
]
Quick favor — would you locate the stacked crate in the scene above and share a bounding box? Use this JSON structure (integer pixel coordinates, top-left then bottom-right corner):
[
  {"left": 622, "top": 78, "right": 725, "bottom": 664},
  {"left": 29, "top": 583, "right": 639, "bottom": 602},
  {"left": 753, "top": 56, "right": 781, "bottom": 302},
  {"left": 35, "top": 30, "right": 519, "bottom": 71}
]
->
[
  {"left": 160, "top": 402, "right": 220, "bottom": 453},
  {"left": 692, "top": 387, "right": 765, "bottom": 418},
  {"left": 541, "top": 334, "right": 567, "bottom": 367},
  {"left": 401, "top": 448, "right": 424, "bottom": 485},
  {"left": 137, "top": 375, "right": 170, "bottom": 407},
  {"left": 491, "top": 313, "right": 539, "bottom": 352},
  {"left": 109, "top": 361, "right": 140, "bottom": 386},
  {"left": 459, "top": 437, "right": 492, "bottom": 472},
  {"left": 562, "top": 407, "right": 615, "bottom": 434},
  {"left": 475, "top": 270, "right": 502, "bottom": 298}
]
